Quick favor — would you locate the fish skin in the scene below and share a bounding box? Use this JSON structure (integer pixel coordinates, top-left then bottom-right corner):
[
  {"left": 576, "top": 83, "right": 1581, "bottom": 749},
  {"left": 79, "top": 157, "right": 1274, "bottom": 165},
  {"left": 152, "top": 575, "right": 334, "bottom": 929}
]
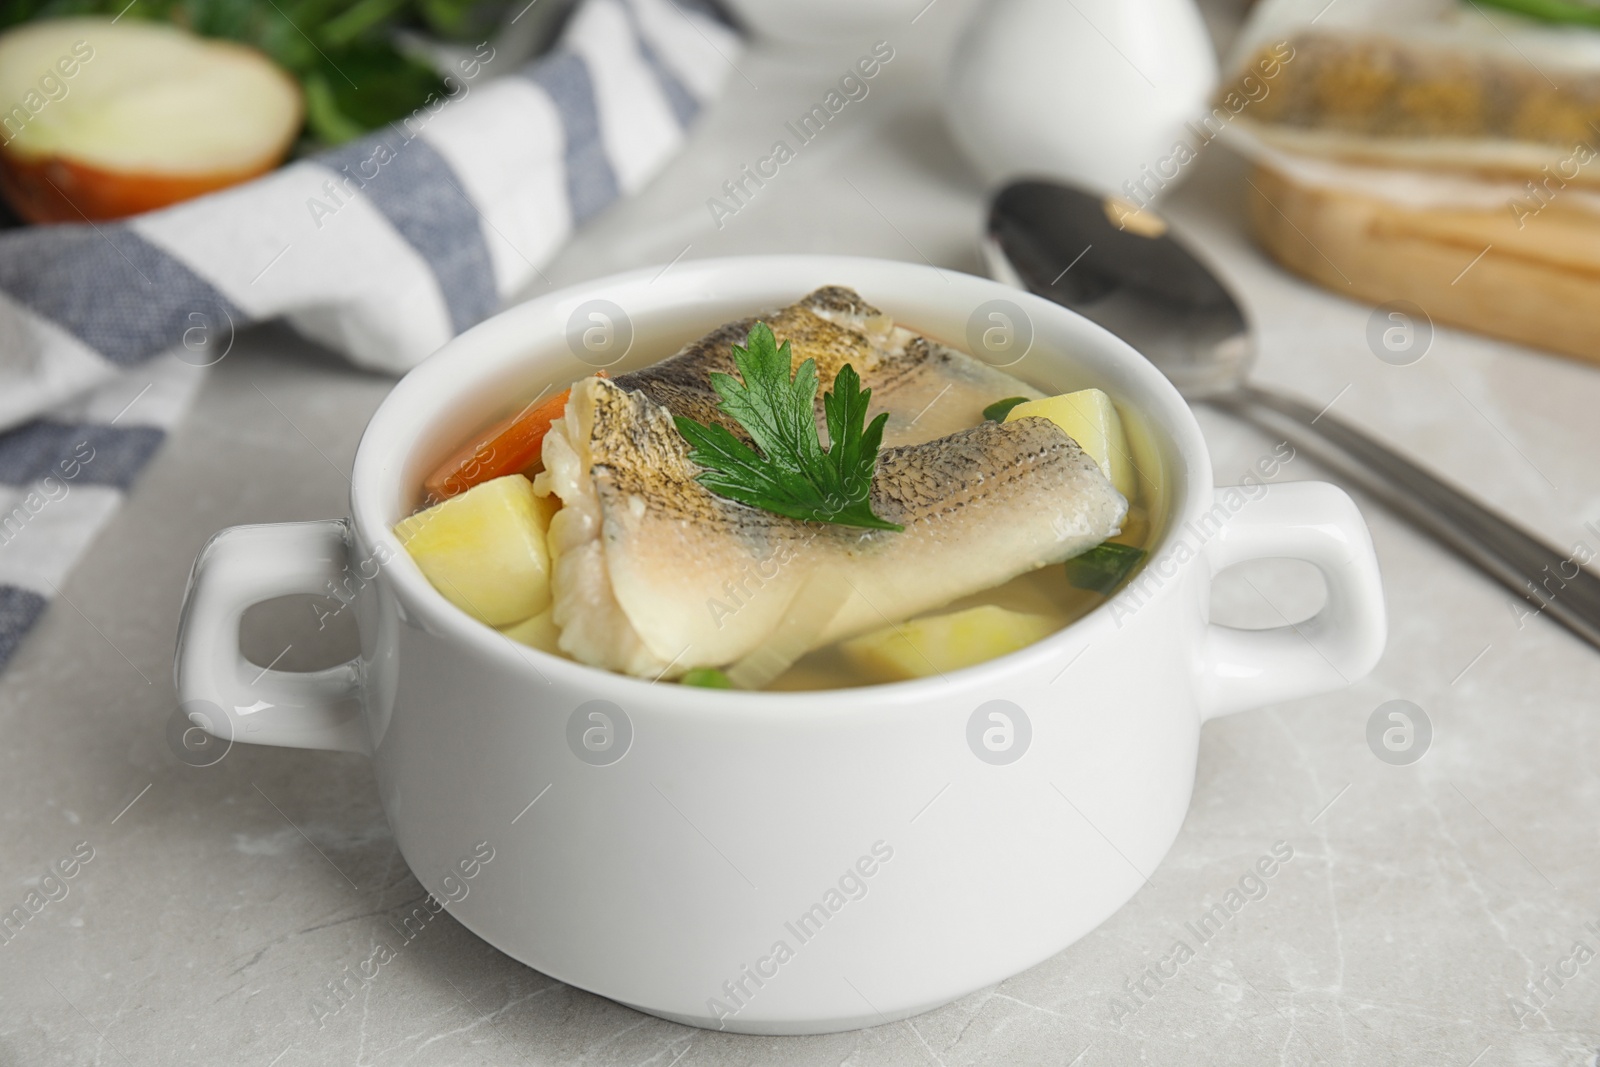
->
[
  {"left": 540, "top": 374, "right": 1126, "bottom": 679},
  {"left": 613, "top": 285, "right": 1043, "bottom": 447}
]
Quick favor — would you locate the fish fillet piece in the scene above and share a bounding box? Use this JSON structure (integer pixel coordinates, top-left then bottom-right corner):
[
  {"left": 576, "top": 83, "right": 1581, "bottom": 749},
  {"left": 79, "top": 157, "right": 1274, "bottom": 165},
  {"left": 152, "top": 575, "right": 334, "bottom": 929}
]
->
[
  {"left": 537, "top": 376, "right": 1126, "bottom": 679},
  {"left": 613, "top": 285, "right": 1043, "bottom": 447}
]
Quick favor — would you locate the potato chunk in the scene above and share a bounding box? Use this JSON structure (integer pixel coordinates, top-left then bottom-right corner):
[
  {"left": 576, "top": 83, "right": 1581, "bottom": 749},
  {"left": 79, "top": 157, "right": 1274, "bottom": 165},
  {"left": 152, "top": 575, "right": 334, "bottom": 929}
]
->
[
  {"left": 395, "top": 475, "right": 552, "bottom": 626},
  {"left": 500, "top": 609, "right": 561, "bottom": 653},
  {"left": 1005, "top": 388, "right": 1135, "bottom": 499},
  {"left": 841, "top": 604, "right": 1059, "bottom": 682}
]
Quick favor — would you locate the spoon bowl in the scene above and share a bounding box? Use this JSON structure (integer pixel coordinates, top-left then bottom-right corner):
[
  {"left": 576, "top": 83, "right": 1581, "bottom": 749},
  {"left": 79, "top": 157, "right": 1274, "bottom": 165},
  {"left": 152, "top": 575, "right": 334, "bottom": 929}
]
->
[{"left": 985, "top": 180, "right": 1250, "bottom": 398}]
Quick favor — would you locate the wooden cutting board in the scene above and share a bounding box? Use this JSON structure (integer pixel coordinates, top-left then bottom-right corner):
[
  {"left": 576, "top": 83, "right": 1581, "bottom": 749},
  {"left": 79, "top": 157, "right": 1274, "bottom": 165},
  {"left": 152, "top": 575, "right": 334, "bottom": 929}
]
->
[{"left": 1246, "top": 161, "right": 1600, "bottom": 365}]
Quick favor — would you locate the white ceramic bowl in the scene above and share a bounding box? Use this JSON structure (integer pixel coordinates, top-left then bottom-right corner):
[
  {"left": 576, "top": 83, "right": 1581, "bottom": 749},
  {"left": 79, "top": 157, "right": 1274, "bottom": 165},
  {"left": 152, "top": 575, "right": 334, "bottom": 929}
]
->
[{"left": 175, "top": 255, "right": 1385, "bottom": 1034}]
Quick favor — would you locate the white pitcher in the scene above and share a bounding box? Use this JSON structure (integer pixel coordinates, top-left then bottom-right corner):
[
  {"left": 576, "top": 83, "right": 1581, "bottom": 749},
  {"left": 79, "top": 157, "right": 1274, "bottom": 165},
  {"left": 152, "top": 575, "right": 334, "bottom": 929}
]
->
[{"left": 945, "top": 0, "right": 1219, "bottom": 198}]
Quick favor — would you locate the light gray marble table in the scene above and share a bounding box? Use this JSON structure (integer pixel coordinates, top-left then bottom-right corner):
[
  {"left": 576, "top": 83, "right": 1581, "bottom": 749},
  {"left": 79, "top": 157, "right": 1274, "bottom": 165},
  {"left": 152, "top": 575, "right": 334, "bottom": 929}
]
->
[{"left": 4, "top": 2, "right": 1599, "bottom": 1064}]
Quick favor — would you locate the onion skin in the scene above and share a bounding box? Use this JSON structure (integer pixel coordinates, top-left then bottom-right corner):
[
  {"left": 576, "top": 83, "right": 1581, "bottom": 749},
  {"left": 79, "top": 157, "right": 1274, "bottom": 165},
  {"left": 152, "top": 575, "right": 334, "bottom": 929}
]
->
[{"left": 0, "top": 148, "right": 289, "bottom": 223}]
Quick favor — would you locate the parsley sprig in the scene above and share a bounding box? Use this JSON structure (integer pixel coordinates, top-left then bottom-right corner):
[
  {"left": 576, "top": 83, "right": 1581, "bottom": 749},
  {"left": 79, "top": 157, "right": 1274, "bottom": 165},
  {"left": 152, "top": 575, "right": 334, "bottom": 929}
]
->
[{"left": 674, "top": 322, "right": 903, "bottom": 532}]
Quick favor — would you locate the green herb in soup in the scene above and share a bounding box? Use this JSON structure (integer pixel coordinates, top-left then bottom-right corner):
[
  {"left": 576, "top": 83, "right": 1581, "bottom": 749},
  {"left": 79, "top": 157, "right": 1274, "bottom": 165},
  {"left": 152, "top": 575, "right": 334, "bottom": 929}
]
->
[
  {"left": 982, "top": 396, "right": 1029, "bottom": 422},
  {"left": 1065, "top": 542, "right": 1147, "bottom": 595},
  {"left": 673, "top": 321, "right": 901, "bottom": 532},
  {"left": 681, "top": 667, "right": 733, "bottom": 689}
]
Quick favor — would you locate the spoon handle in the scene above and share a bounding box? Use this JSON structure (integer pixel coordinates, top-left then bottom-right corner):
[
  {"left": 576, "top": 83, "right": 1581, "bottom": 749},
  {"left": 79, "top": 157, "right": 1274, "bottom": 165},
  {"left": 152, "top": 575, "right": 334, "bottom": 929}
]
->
[{"left": 1215, "top": 383, "right": 1600, "bottom": 652}]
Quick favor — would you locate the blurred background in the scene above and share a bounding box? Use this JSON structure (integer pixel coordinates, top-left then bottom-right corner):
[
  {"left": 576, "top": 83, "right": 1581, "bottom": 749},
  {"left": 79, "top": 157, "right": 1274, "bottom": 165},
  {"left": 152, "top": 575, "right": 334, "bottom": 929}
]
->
[{"left": 6, "top": 0, "right": 1599, "bottom": 366}]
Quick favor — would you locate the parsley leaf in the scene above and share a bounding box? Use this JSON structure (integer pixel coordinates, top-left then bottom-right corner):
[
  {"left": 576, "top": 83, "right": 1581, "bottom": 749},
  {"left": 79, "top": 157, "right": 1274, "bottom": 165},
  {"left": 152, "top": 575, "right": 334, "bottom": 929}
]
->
[
  {"left": 983, "top": 396, "right": 1029, "bottom": 422},
  {"left": 681, "top": 667, "right": 733, "bottom": 688},
  {"left": 674, "top": 322, "right": 904, "bottom": 532},
  {"left": 1064, "top": 542, "right": 1146, "bottom": 594}
]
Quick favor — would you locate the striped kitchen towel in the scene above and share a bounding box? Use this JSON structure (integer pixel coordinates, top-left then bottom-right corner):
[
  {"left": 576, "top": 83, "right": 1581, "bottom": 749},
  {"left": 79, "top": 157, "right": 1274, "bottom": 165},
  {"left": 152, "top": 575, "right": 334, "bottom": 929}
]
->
[{"left": 0, "top": 0, "right": 740, "bottom": 672}]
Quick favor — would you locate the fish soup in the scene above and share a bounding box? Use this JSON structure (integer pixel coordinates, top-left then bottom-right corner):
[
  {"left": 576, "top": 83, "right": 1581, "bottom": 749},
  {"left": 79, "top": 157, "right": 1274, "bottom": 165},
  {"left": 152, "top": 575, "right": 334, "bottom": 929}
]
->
[{"left": 396, "top": 287, "right": 1166, "bottom": 691}]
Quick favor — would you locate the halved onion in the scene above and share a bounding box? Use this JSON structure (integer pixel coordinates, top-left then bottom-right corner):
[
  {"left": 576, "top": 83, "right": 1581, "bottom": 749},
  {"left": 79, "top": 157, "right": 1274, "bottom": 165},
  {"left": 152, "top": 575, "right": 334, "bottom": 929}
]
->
[{"left": 0, "top": 17, "right": 302, "bottom": 222}]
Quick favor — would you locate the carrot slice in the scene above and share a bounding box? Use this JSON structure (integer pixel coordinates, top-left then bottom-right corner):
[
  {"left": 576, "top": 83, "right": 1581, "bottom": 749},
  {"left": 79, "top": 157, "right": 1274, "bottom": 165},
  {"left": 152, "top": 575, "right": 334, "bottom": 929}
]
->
[{"left": 423, "top": 372, "right": 605, "bottom": 502}]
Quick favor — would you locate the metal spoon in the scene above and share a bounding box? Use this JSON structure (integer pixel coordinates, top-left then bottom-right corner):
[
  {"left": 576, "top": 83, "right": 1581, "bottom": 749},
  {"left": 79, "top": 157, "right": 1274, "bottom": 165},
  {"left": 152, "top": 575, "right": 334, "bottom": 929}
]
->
[{"left": 985, "top": 178, "right": 1600, "bottom": 651}]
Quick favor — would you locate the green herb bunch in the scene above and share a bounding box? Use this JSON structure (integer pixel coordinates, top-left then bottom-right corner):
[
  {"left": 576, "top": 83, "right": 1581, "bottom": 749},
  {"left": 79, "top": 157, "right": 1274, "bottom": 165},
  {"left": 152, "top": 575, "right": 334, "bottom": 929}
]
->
[{"left": 1474, "top": 0, "right": 1600, "bottom": 26}]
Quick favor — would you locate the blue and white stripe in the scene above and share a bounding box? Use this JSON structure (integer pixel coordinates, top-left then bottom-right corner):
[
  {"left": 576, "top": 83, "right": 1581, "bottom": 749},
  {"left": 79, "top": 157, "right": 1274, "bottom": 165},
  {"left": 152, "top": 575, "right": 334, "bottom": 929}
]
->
[{"left": 0, "top": 0, "right": 739, "bottom": 672}]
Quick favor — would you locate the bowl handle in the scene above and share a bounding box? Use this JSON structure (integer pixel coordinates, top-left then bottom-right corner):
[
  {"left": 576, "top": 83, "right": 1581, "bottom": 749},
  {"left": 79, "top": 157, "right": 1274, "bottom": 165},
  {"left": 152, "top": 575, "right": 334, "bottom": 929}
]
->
[
  {"left": 175, "top": 520, "right": 366, "bottom": 753},
  {"left": 1198, "top": 481, "right": 1387, "bottom": 722}
]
